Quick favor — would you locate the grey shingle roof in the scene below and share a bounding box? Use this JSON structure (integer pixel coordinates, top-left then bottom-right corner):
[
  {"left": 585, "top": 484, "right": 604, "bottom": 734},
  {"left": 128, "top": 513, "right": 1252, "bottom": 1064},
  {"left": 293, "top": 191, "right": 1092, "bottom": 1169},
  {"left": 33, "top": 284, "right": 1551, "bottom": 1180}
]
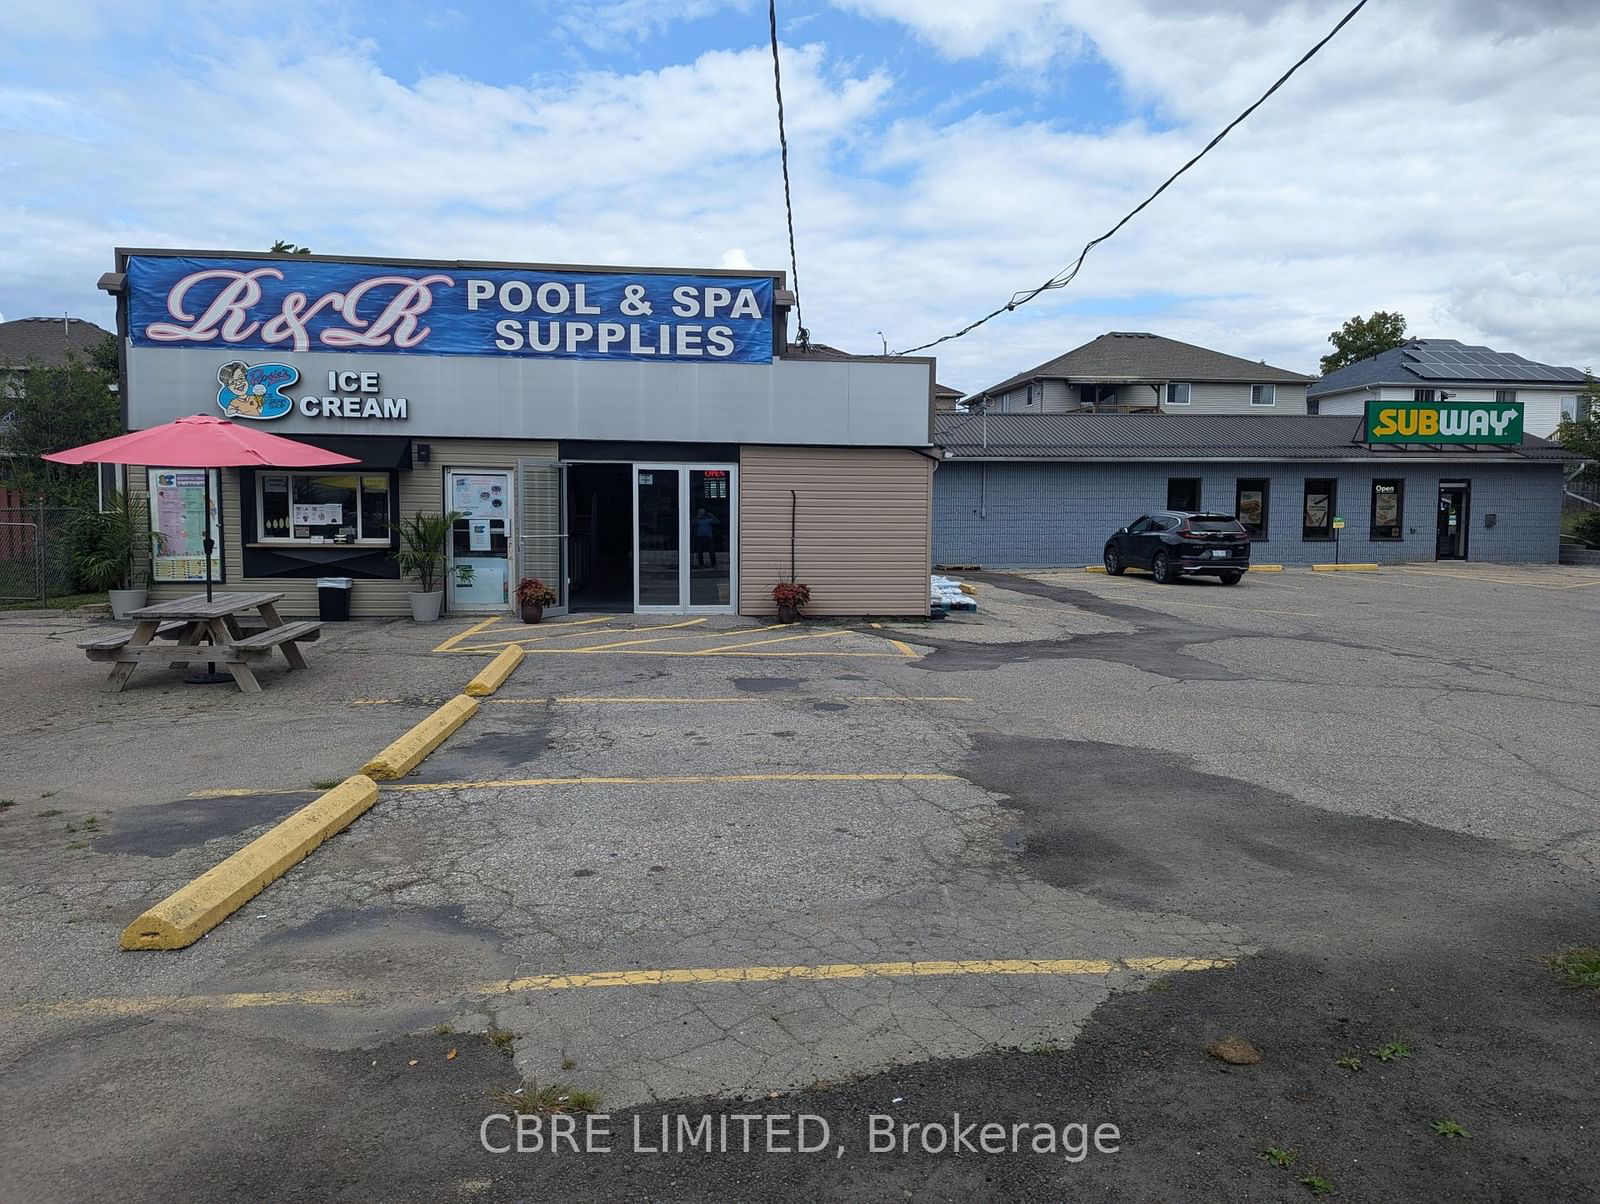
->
[
  {"left": 977, "top": 331, "right": 1313, "bottom": 400},
  {"left": 1310, "top": 338, "right": 1585, "bottom": 398},
  {"left": 0, "top": 317, "right": 113, "bottom": 369},
  {"left": 933, "top": 411, "right": 1579, "bottom": 462}
]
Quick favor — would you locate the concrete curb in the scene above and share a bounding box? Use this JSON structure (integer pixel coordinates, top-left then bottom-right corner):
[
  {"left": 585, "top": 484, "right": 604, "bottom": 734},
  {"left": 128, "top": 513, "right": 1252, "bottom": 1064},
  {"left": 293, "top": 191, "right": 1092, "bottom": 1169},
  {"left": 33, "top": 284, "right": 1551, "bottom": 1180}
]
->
[
  {"left": 362, "top": 694, "right": 480, "bottom": 780},
  {"left": 1247, "top": 564, "right": 1284, "bottom": 572},
  {"left": 1311, "top": 563, "right": 1380, "bottom": 572},
  {"left": 464, "top": 645, "right": 525, "bottom": 697},
  {"left": 120, "top": 775, "right": 380, "bottom": 951}
]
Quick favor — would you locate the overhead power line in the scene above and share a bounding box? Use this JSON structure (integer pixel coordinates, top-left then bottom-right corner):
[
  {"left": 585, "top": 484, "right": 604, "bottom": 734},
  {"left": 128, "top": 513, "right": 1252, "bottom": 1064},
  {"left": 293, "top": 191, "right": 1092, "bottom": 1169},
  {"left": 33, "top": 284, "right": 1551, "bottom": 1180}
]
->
[
  {"left": 768, "top": 0, "right": 808, "bottom": 349},
  {"left": 896, "top": 0, "right": 1371, "bottom": 357}
]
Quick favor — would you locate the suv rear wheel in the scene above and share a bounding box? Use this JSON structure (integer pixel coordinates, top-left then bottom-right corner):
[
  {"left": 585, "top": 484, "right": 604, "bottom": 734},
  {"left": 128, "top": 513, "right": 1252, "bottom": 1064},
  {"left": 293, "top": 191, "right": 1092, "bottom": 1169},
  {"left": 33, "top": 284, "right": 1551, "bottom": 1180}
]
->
[
  {"left": 1151, "top": 551, "right": 1173, "bottom": 584},
  {"left": 1218, "top": 571, "right": 1242, "bottom": 585}
]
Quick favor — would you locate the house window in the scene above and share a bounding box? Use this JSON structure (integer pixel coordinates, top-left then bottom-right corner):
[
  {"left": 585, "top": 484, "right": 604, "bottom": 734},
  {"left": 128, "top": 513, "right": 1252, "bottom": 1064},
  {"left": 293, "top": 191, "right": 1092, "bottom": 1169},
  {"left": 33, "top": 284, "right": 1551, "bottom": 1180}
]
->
[
  {"left": 1370, "top": 479, "right": 1403, "bottom": 540},
  {"left": 1251, "top": 384, "right": 1276, "bottom": 407},
  {"left": 1495, "top": 388, "right": 1517, "bottom": 405},
  {"left": 1166, "top": 382, "right": 1191, "bottom": 406},
  {"left": 1302, "top": 478, "right": 1336, "bottom": 540},
  {"left": 1167, "top": 478, "right": 1201, "bottom": 511},
  {"left": 1236, "top": 479, "right": 1269, "bottom": 539},
  {"left": 1413, "top": 388, "right": 1437, "bottom": 402},
  {"left": 258, "top": 472, "right": 393, "bottom": 544}
]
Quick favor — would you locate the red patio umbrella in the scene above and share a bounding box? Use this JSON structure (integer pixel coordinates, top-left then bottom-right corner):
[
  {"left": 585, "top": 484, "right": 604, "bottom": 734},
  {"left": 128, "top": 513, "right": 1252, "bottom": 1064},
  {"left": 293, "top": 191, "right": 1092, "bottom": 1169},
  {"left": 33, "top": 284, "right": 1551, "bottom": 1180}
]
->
[{"left": 44, "top": 414, "right": 359, "bottom": 605}]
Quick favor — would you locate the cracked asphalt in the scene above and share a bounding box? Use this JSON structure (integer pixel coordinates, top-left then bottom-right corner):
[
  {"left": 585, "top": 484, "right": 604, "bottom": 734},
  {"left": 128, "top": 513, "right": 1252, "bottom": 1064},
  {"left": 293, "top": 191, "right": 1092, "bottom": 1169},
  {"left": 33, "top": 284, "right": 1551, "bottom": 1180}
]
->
[{"left": 2, "top": 562, "right": 1598, "bottom": 1202}]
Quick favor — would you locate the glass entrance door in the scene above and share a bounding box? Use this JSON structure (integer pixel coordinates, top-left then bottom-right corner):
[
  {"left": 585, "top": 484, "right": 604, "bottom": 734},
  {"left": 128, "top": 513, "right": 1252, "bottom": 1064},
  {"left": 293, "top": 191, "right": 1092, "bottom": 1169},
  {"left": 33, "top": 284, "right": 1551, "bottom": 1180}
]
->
[
  {"left": 446, "top": 469, "right": 513, "bottom": 613},
  {"left": 635, "top": 466, "right": 681, "bottom": 609},
  {"left": 632, "top": 463, "right": 738, "bottom": 613},
  {"left": 1436, "top": 483, "right": 1470, "bottom": 560}
]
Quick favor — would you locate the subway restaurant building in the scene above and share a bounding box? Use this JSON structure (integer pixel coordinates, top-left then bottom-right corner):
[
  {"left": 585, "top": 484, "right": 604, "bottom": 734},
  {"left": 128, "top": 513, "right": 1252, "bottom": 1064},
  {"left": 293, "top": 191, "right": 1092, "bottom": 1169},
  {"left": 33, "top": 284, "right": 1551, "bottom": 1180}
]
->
[{"left": 103, "top": 249, "right": 936, "bottom": 618}]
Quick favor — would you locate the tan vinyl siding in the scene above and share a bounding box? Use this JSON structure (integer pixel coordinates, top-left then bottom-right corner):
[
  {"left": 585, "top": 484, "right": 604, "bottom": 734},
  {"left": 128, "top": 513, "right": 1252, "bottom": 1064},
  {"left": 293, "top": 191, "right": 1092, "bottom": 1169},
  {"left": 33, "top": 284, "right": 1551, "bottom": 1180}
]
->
[
  {"left": 136, "top": 438, "right": 556, "bottom": 617},
  {"left": 738, "top": 445, "right": 931, "bottom": 617},
  {"left": 1170, "top": 382, "right": 1309, "bottom": 414}
]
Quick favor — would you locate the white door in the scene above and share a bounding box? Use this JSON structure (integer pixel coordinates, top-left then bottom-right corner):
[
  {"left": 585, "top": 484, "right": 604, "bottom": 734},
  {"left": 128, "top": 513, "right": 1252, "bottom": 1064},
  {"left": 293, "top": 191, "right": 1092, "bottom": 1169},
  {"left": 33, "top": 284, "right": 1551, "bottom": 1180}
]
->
[{"left": 446, "top": 469, "right": 514, "bottom": 614}]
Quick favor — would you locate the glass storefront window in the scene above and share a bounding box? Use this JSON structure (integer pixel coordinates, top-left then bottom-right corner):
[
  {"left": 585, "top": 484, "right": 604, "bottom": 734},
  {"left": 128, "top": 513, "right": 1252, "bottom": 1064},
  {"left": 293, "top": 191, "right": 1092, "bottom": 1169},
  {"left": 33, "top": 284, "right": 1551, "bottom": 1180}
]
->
[{"left": 258, "top": 472, "right": 391, "bottom": 543}]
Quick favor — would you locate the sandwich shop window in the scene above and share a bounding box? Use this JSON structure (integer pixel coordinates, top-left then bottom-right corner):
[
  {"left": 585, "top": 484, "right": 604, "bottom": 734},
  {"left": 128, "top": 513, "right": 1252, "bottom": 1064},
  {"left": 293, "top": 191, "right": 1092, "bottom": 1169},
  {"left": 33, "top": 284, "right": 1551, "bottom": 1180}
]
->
[
  {"left": 1302, "top": 478, "right": 1336, "bottom": 541},
  {"left": 1235, "top": 478, "right": 1269, "bottom": 539},
  {"left": 257, "top": 472, "right": 394, "bottom": 544},
  {"left": 1370, "top": 479, "right": 1404, "bottom": 540}
]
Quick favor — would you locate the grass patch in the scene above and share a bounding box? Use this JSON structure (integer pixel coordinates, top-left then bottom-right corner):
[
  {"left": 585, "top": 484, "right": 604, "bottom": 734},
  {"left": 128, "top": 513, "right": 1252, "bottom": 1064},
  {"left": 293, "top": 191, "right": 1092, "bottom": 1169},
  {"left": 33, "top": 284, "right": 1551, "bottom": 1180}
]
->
[
  {"left": 1260, "top": 1145, "right": 1297, "bottom": 1168},
  {"left": 311, "top": 778, "right": 343, "bottom": 791},
  {"left": 1299, "top": 1173, "right": 1335, "bottom": 1195},
  {"left": 1544, "top": 947, "right": 1600, "bottom": 990},
  {"left": 485, "top": 1025, "right": 516, "bottom": 1054},
  {"left": 1372, "top": 1040, "right": 1412, "bottom": 1063},
  {"left": 1432, "top": 1119, "right": 1470, "bottom": 1139},
  {"left": 493, "top": 1080, "right": 602, "bottom": 1116},
  {"left": 433, "top": 1023, "right": 455, "bottom": 1036},
  {"left": 1334, "top": 1054, "right": 1362, "bottom": 1072},
  {"left": 0, "top": 799, "right": 16, "bottom": 811},
  {"left": 1026, "top": 1042, "right": 1063, "bottom": 1055},
  {"left": 37, "top": 808, "right": 62, "bottom": 818},
  {"left": 0, "top": 592, "right": 107, "bottom": 612}
]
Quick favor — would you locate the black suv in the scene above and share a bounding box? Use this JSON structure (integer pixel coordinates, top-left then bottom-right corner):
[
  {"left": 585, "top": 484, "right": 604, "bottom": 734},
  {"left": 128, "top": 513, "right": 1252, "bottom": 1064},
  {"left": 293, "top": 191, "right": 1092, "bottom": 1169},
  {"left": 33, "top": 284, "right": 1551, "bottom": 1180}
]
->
[{"left": 1103, "top": 511, "right": 1251, "bottom": 584}]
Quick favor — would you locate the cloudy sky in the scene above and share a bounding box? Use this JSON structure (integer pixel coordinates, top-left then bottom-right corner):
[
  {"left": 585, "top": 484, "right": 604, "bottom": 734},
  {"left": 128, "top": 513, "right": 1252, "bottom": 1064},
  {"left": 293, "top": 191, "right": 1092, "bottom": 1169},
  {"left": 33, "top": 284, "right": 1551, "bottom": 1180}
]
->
[{"left": 2, "top": 0, "right": 1596, "bottom": 392}]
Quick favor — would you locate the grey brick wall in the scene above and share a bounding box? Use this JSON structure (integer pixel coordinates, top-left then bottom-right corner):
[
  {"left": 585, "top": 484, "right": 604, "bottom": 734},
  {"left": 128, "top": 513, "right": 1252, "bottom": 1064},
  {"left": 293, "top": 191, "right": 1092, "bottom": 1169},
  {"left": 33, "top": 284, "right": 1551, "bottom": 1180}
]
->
[{"left": 932, "top": 460, "right": 1565, "bottom": 566}]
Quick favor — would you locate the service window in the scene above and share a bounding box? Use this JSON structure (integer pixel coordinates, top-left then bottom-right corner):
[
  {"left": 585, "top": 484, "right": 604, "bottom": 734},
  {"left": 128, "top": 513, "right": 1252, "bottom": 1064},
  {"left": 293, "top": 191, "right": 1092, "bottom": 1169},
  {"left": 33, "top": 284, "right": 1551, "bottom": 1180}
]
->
[
  {"left": 258, "top": 472, "right": 393, "bottom": 544},
  {"left": 1235, "top": 479, "right": 1269, "bottom": 539},
  {"left": 1370, "top": 479, "right": 1404, "bottom": 540},
  {"left": 1302, "top": 479, "right": 1336, "bottom": 540},
  {"left": 1167, "top": 478, "right": 1202, "bottom": 511}
]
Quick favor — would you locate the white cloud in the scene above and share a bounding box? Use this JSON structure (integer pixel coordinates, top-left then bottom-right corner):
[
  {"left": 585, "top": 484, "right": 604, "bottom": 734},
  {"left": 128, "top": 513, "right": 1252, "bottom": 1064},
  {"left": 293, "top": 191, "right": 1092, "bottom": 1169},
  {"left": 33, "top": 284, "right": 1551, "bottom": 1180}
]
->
[{"left": 1, "top": 1, "right": 1597, "bottom": 395}]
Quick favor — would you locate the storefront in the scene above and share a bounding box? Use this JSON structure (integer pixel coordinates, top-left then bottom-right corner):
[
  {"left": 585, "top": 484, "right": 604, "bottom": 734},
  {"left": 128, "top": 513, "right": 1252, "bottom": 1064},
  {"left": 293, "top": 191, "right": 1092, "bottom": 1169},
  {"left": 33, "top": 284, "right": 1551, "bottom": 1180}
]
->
[
  {"left": 104, "top": 250, "right": 937, "bottom": 618},
  {"left": 931, "top": 411, "right": 1576, "bottom": 567}
]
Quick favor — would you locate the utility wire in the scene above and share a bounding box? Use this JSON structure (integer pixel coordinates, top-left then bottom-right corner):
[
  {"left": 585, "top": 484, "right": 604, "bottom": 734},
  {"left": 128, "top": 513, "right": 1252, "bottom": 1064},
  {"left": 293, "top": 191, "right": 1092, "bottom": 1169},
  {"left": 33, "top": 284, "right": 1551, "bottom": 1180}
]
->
[
  {"left": 769, "top": 0, "right": 808, "bottom": 348},
  {"left": 897, "top": 0, "right": 1371, "bottom": 357}
]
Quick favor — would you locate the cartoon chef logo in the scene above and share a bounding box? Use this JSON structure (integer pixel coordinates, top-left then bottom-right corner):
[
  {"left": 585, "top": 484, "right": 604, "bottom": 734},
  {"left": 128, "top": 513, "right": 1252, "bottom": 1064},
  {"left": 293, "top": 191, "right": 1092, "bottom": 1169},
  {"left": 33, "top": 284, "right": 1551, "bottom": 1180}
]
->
[{"left": 216, "top": 361, "right": 297, "bottom": 420}]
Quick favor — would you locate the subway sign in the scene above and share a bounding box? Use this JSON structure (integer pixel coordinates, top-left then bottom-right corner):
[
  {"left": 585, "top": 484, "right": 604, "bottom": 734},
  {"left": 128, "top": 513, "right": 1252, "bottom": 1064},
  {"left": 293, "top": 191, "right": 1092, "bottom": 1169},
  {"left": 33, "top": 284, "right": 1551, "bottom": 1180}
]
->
[{"left": 1364, "top": 400, "right": 1523, "bottom": 445}]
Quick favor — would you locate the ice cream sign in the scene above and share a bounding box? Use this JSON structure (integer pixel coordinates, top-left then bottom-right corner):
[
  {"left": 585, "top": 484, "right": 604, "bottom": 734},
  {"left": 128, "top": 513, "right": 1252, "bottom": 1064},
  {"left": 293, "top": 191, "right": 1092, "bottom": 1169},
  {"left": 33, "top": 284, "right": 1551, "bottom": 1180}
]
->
[
  {"left": 217, "top": 362, "right": 408, "bottom": 421},
  {"left": 1364, "top": 400, "right": 1523, "bottom": 445},
  {"left": 129, "top": 254, "right": 775, "bottom": 364}
]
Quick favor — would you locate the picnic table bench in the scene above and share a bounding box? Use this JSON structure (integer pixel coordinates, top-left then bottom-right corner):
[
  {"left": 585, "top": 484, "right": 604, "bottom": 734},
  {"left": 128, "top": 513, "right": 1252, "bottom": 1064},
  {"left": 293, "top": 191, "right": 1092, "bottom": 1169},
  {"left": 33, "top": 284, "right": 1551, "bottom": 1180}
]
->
[{"left": 77, "top": 591, "right": 321, "bottom": 693}]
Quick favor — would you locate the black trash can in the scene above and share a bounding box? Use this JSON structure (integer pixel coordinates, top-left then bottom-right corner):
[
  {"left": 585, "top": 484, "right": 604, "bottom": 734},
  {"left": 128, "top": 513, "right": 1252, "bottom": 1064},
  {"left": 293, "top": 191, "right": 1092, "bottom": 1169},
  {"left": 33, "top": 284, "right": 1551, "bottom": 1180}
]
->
[{"left": 317, "top": 577, "right": 353, "bottom": 621}]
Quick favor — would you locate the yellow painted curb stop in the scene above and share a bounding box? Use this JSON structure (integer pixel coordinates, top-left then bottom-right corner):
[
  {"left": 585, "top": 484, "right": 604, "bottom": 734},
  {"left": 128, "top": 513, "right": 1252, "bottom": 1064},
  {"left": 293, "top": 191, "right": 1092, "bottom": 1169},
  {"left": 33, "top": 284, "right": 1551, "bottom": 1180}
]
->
[
  {"left": 121, "top": 775, "right": 380, "bottom": 951},
  {"left": 1311, "top": 563, "right": 1380, "bottom": 572},
  {"left": 464, "top": 645, "right": 525, "bottom": 697},
  {"left": 1247, "top": 564, "right": 1283, "bottom": 572},
  {"left": 1085, "top": 565, "right": 1107, "bottom": 573},
  {"left": 362, "top": 693, "right": 479, "bottom": 780}
]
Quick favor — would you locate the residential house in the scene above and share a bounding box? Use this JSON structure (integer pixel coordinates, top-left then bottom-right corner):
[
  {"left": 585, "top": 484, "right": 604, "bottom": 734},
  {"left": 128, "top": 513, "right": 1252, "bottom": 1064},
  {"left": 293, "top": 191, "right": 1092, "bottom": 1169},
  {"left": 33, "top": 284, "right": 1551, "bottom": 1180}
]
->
[
  {"left": 1308, "top": 338, "right": 1587, "bottom": 437},
  {"left": 1, "top": 316, "right": 115, "bottom": 505},
  {"left": 970, "top": 331, "right": 1314, "bottom": 415}
]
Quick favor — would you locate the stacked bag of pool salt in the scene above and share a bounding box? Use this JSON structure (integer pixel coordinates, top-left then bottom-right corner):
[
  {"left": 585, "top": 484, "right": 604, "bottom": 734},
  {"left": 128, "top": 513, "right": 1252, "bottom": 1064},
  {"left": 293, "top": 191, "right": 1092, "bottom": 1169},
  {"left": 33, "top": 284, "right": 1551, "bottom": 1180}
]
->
[{"left": 931, "top": 574, "right": 977, "bottom": 612}]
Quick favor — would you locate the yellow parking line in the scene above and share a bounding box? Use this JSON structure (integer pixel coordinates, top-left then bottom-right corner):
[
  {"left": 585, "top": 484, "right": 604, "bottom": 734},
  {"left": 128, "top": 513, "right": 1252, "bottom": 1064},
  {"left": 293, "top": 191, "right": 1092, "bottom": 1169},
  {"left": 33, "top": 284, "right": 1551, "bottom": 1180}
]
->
[
  {"left": 431, "top": 616, "right": 501, "bottom": 653},
  {"left": 26, "top": 955, "right": 1234, "bottom": 1018},
  {"left": 391, "top": 771, "right": 962, "bottom": 793},
  {"left": 701, "top": 630, "right": 852, "bottom": 654},
  {"left": 1396, "top": 567, "right": 1600, "bottom": 590},
  {"left": 457, "top": 618, "right": 711, "bottom": 651}
]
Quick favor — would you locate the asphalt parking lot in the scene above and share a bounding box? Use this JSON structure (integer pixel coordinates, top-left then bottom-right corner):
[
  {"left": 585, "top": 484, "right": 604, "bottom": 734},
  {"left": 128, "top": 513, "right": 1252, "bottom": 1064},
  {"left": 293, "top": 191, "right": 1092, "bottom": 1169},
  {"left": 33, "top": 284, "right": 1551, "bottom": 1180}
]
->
[{"left": 2, "top": 563, "right": 1598, "bottom": 1202}]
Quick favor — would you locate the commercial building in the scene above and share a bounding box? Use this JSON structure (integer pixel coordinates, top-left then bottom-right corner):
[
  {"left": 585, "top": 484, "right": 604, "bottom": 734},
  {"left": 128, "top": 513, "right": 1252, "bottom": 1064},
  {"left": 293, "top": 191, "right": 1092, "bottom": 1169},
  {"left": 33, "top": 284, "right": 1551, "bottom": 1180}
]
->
[
  {"left": 103, "top": 249, "right": 936, "bottom": 618},
  {"left": 1309, "top": 338, "right": 1588, "bottom": 436},
  {"left": 932, "top": 411, "right": 1577, "bottom": 567}
]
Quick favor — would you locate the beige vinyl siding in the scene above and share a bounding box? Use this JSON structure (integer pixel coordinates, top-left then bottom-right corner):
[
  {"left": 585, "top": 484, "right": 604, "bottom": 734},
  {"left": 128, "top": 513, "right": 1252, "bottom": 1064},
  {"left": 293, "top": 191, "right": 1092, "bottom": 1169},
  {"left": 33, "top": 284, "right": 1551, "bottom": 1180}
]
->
[
  {"left": 738, "top": 445, "right": 931, "bottom": 617},
  {"left": 1162, "top": 382, "right": 1308, "bottom": 414},
  {"left": 1040, "top": 379, "right": 1077, "bottom": 412},
  {"left": 136, "top": 438, "right": 555, "bottom": 617}
]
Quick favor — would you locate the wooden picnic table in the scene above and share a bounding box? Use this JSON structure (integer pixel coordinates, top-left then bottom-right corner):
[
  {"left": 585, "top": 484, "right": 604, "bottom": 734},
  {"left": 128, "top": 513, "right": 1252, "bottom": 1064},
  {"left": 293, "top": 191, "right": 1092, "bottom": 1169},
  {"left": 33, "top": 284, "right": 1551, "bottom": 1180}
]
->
[{"left": 78, "top": 591, "right": 321, "bottom": 694}]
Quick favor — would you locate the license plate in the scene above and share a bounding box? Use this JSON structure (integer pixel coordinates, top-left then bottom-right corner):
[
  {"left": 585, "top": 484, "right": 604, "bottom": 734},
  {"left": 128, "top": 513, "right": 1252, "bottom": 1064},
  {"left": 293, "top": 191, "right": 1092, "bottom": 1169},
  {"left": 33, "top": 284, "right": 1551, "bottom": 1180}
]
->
[{"left": 1211, "top": 549, "right": 1230, "bottom": 558}]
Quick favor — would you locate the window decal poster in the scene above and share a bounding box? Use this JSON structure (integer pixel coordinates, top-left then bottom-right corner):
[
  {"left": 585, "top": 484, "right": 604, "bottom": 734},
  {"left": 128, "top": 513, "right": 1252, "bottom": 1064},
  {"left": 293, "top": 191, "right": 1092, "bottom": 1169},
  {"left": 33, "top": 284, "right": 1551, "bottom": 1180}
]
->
[
  {"left": 148, "top": 468, "right": 221, "bottom": 582},
  {"left": 127, "top": 256, "right": 775, "bottom": 364}
]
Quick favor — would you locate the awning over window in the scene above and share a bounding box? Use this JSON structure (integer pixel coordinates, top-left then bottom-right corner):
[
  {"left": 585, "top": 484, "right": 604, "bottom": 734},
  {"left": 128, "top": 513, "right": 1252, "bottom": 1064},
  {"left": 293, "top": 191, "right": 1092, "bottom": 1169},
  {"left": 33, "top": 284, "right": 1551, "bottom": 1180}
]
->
[{"left": 287, "top": 434, "right": 412, "bottom": 470}]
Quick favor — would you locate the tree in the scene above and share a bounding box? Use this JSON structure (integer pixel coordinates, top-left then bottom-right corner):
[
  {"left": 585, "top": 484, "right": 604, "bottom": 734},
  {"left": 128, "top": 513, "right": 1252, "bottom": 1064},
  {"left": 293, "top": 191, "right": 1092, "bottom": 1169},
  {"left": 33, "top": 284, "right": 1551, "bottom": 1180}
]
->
[
  {"left": 270, "top": 240, "right": 312, "bottom": 255},
  {"left": 1320, "top": 311, "right": 1408, "bottom": 375},
  {"left": 2, "top": 337, "right": 121, "bottom": 505}
]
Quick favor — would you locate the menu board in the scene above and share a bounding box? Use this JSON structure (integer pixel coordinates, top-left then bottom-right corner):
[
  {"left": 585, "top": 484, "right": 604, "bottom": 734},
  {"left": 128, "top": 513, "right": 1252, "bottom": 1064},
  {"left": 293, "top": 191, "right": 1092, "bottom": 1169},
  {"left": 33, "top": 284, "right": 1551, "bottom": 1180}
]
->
[{"left": 148, "top": 469, "right": 222, "bottom": 583}]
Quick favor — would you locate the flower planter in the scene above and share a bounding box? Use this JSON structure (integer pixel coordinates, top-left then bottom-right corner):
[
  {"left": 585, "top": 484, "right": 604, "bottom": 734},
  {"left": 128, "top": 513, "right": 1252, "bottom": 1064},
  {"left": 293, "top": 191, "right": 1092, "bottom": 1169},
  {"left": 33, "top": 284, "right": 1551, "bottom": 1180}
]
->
[
  {"left": 409, "top": 590, "right": 444, "bottom": 622},
  {"left": 519, "top": 602, "right": 545, "bottom": 624},
  {"left": 107, "top": 589, "right": 147, "bottom": 621},
  {"left": 776, "top": 603, "right": 800, "bottom": 624}
]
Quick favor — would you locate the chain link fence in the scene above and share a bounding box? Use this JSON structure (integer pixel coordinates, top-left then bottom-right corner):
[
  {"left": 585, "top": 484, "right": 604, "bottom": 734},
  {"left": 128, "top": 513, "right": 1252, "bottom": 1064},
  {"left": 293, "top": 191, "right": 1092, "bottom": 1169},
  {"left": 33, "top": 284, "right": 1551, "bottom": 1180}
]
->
[{"left": 0, "top": 506, "right": 80, "bottom": 603}]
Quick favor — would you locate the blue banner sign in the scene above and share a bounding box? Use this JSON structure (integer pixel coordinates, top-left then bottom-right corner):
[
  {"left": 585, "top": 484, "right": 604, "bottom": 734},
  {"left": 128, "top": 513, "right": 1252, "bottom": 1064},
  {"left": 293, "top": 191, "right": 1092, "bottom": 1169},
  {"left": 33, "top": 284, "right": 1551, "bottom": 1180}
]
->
[{"left": 127, "top": 255, "right": 775, "bottom": 364}]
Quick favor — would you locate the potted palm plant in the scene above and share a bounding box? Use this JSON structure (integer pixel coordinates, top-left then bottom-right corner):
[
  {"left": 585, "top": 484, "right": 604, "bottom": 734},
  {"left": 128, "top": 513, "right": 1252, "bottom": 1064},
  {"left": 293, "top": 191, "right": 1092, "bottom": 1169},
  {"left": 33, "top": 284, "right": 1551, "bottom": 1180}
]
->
[
  {"left": 67, "top": 491, "right": 161, "bottom": 620},
  {"left": 771, "top": 581, "right": 810, "bottom": 624},
  {"left": 396, "top": 511, "right": 462, "bottom": 622},
  {"left": 515, "top": 577, "right": 558, "bottom": 623}
]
